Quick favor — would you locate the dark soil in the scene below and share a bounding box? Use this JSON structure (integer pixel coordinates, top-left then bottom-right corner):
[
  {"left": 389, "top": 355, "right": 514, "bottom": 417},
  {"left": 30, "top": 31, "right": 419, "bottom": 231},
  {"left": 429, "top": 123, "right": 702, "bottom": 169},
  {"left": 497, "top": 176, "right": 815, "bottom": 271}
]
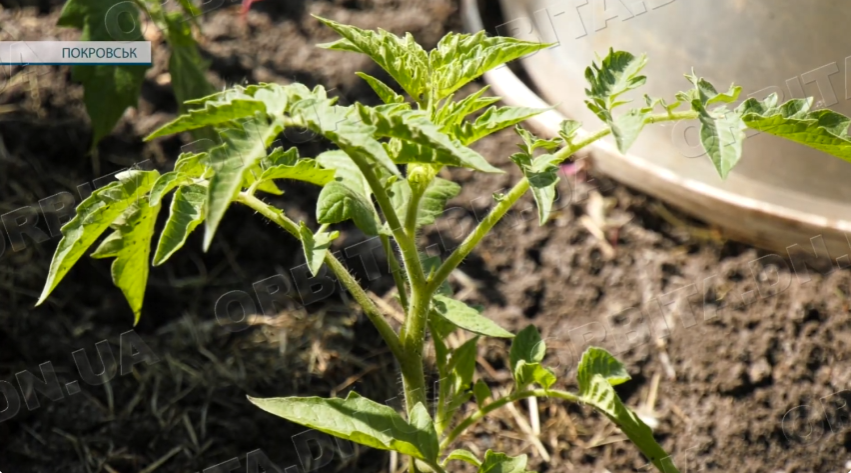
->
[{"left": 1, "top": 1, "right": 849, "bottom": 472}]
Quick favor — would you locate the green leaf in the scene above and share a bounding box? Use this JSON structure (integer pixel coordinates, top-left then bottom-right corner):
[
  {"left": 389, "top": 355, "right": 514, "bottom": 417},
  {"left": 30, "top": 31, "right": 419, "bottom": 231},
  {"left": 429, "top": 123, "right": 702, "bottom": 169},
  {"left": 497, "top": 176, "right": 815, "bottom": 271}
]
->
[
  {"left": 298, "top": 222, "right": 340, "bottom": 276},
  {"left": 528, "top": 154, "right": 560, "bottom": 225},
  {"left": 388, "top": 177, "right": 413, "bottom": 222},
  {"left": 58, "top": 0, "right": 149, "bottom": 146},
  {"left": 259, "top": 159, "right": 337, "bottom": 187},
  {"left": 355, "top": 72, "right": 405, "bottom": 104},
  {"left": 473, "top": 379, "right": 492, "bottom": 408},
  {"left": 186, "top": 82, "right": 306, "bottom": 111},
  {"left": 317, "top": 181, "right": 379, "bottom": 236},
  {"left": 385, "top": 139, "right": 502, "bottom": 174},
  {"left": 89, "top": 229, "right": 122, "bottom": 258},
  {"left": 559, "top": 119, "right": 582, "bottom": 143},
  {"left": 477, "top": 450, "right": 529, "bottom": 473},
  {"left": 204, "top": 113, "right": 284, "bottom": 250},
  {"left": 515, "top": 360, "right": 556, "bottom": 389},
  {"left": 414, "top": 177, "right": 460, "bottom": 227},
  {"left": 509, "top": 325, "right": 545, "bottom": 373},
  {"left": 316, "top": 16, "right": 429, "bottom": 101},
  {"left": 58, "top": 0, "right": 132, "bottom": 40},
  {"left": 249, "top": 83, "right": 299, "bottom": 116},
  {"left": 263, "top": 146, "right": 300, "bottom": 167},
  {"left": 674, "top": 73, "right": 749, "bottom": 178},
  {"left": 358, "top": 104, "right": 502, "bottom": 173},
  {"left": 444, "top": 449, "right": 482, "bottom": 468},
  {"left": 145, "top": 94, "right": 266, "bottom": 140},
  {"left": 290, "top": 99, "right": 401, "bottom": 178},
  {"left": 430, "top": 31, "right": 550, "bottom": 99},
  {"left": 149, "top": 171, "right": 191, "bottom": 206},
  {"left": 429, "top": 318, "right": 452, "bottom": 377},
  {"left": 678, "top": 72, "right": 741, "bottom": 106},
  {"left": 92, "top": 197, "right": 161, "bottom": 324},
  {"left": 174, "top": 151, "right": 211, "bottom": 177},
  {"left": 153, "top": 184, "right": 206, "bottom": 266},
  {"left": 243, "top": 164, "right": 283, "bottom": 196},
  {"left": 163, "top": 11, "right": 215, "bottom": 111},
  {"left": 510, "top": 151, "right": 560, "bottom": 225},
  {"left": 737, "top": 94, "right": 851, "bottom": 165},
  {"left": 432, "top": 295, "right": 514, "bottom": 338},
  {"left": 248, "top": 391, "right": 439, "bottom": 462},
  {"left": 147, "top": 83, "right": 302, "bottom": 141},
  {"left": 576, "top": 347, "right": 679, "bottom": 473},
  {"left": 583, "top": 50, "right": 652, "bottom": 153},
  {"left": 175, "top": 0, "right": 202, "bottom": 18},
  {"left": 584, "top": 48, "right": 648, "bottom": 111},
  {"left": 316, "top": 150, "right": 384, "bottom": 232},
  {"left": 317, "top": 150, "right": 372, "bottom": 197},
  {"left": 453, "top": 106, "right": 548, "bottom": 145},
  {"left": 435, "top": 87, "right": 501, "bottom": 129},
  {"left": 611, "top": 109, "right": 649, "bottom": 153},
  {"left": 515, "top": 126, "right": 562, "bottom": 154},
  {"left": 577, "top": 347, "right": 630, "bottom": 388},
  {"left": 408, "top": 402, "right": 440, "bottom": 463},
  {"left": 79, "top": 65, "right": 148, "bottom": 146},
  {"left": 694, "top": 102, "right": 746, "bottom": 179},
  {"left": 422, "top": 255, "right": 452, "bottom": 297},
  {"left": 449, "top": 336, "right": 479, "bottom": 392},
  {"left": 644, "top": 95, "right": 681, "bottom": 114},
  {"left": 37, "top": 170, "right": 159, "bottom": 306}
]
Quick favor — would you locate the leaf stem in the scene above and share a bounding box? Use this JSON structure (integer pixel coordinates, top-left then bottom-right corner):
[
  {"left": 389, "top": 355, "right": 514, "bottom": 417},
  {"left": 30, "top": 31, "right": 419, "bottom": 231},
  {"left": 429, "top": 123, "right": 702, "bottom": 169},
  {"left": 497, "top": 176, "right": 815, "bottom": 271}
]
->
[
  {"left": 234, "top": 192, "right": 405, "bottom": 363},
  {"left": 380, "top": 234, "right": 409, "bottom": 310},
  {"left": 404, "top": 189, "right": 424, "bottom": 238},
  {"left": 439, "top": 389, "right": 580, "bottom": 451},
  {"left": 350, "top": 160, "right": 427, "bottom": 291},
  {"left": 425, "top": 460, "right": 448, "bottom": 473},
  {"left": 426, "top": 109, "right": 698, "bottom": 294},
  {"left": 335, "top": 156, "right": 431, "bottom": 411},
  {"left": 400, "top": 288, "right": 431, "bottom": 410}
]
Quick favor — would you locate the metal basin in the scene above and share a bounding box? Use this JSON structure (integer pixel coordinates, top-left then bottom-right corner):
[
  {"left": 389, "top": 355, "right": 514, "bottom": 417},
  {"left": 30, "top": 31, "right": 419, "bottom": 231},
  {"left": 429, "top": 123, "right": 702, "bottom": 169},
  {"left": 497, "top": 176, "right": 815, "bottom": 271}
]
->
[{"left": 466, "top": 0, "right": 851, "bottom": 256}]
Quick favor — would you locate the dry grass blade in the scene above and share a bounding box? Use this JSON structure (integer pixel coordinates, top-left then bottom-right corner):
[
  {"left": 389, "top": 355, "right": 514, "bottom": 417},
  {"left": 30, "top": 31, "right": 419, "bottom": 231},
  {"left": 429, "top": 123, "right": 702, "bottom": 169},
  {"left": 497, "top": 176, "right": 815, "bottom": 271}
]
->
[
  {"left": 504, "top": 392, "right": 551, "bottom": 462},
  {"left": 580, "top": 190, "right": 632, "bottom": 258},
  {"left": 138, "top": 446, "right": 183, "bottom": 473}
]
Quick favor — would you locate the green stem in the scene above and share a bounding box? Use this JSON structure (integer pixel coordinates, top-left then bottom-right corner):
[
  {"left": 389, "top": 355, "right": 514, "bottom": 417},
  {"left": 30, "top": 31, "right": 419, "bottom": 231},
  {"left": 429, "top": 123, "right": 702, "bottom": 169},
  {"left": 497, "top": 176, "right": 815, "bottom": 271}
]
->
[
  {"left": 646, "top": 109, "right": 699, "bottom": 124},
  {"left": 425, "top": 177, "right": 529, "bottom": 296},
  {"left": 343, "top": 162, "right": 430, "bottom": 412},
  {"left": 380, "top": 234, "right": 409, "bottom": 310},
  {"left": 234, "top": 192, "right": 405, "bottom": 363},
  {"left": 235, "top": 192, "right": 301, "bottom": 236},
  {"left": 426, "top": 460, "right": 448, "bottom": 473},
  {"left": 350, "top": 160, "right": 426, "bottom": 290},
  {"left": 433, "top": 358, "right": 451, "bottom": 435},
  {"left": 439, "top": 389, "right": 580, "bottom": 451},
  {"left": 404, "top": 188, "right": 425, "bottom": 238},
  {"left": 400, "top": 288, "right": 430, "bottom": 409},
  {"left": 427, "top": 110, "right": 698, "bottom": 294},
  {"left": 283, "top": 113, "right": 432, "bottom": 413}
]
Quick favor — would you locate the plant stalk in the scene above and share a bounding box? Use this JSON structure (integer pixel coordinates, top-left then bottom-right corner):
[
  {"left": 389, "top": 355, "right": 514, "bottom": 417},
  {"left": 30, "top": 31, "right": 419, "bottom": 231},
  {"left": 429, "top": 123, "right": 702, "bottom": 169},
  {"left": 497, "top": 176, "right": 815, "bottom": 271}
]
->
[
  {"left": 427, "top": 110, "right": 699, "bottom": 294},
  {"left": 404, "top": 188, "right": 425, "bottom": 239},
  {"left": 380, "top": 234, "right": 409, "bottom": 310},
  {"left": 439, "top": 389, "right": 580, "bottom": 451},
  {"left": 399, "top": 287, "right": 431, "bottom": 410},
  {"left": 234, "top": 192, "right": 406, "bottom": 363}
]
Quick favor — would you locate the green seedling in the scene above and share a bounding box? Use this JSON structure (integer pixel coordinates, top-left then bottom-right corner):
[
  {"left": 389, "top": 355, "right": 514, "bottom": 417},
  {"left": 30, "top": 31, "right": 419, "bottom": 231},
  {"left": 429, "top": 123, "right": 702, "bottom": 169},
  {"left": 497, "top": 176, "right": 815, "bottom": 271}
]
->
[{"left": 38, "top": 17, "right": 851, "bottom": 473}]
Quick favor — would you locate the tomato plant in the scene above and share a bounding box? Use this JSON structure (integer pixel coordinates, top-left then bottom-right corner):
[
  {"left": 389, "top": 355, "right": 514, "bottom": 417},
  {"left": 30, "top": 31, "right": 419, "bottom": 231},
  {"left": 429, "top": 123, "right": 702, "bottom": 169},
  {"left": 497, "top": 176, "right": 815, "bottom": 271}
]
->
[{"left": 38, "top": 16, "right": 851, "bottom": 473}]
